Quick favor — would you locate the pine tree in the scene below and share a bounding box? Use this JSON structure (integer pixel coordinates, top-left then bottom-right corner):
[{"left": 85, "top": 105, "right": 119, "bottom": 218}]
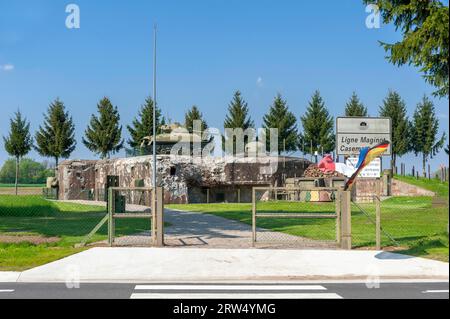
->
[
  {"left": 83, "top": 97, "right": 124, "bottom": 159},
  {"left": 3, "top": 111, "right": 33, "bottom": 195},
  {"left": 299, "top": 91, "right": 335, "bottom": 157},
  {"left": 345, "top": 92, "right": 368, "bottom": 116},
  {"left": 35, "top": 98, "right": 76, "bottom": 174},
  {"left": 263, "top": 94, "right": 298, "bottom": 154},
  {"left": 223, "top": 91, "right": 255, "bottom": 154},
  {"left": 379, "top": 90, "right": 410, "bottom": 169},
  {"left": 185, "top": 105, "right": 208, "bottom": 135},
  {"left": 127, "top": 97, "right": 165, "bottom": 149},
  {"left": 363, "top": 0, "right": 449, "bottom": 97},
  {"left": 410, "top": 95, "right": 446, "bottom": 177}
]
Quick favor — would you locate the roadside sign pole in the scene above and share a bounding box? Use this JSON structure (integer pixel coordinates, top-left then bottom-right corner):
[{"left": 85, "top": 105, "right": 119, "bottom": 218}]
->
[
  {"left": 152, "top": 24, "right": 157, "bottom": 189},
  {"left": 376, "top": 179, "right": 381, "bottom": 250},
  {"left": 155, "top": 187, "right": 164, "bottom": 247}
]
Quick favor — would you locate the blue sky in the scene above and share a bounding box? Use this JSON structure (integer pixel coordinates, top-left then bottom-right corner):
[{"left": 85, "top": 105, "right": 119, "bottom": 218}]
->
[{"left": 0, "top": 0, "right": 448, "bottom": 172}]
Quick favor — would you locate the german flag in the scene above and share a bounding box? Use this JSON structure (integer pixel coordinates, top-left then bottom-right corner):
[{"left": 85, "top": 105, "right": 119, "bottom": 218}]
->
[{"left": 344, "top": 141, "right": 390, "bottom": 191}]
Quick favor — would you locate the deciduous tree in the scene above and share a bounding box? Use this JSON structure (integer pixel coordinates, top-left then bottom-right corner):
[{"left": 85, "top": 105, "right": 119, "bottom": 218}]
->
[{"left": 0, "top": 158, "right": 53, "bottom": 184}]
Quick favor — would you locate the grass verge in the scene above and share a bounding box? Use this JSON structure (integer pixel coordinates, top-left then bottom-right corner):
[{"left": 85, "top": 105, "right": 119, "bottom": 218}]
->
[
  {"left": 168, "top": 196, "right": 449, "bottom": 262},
  {"left": 0, "top": 195, "right": 157, "bottom": 271},
  {"left": 0, "top": 184, "right": 46, "bottom": 188},
  {"left": 394, "top": 175, "right": 449, "bottom": 198}
]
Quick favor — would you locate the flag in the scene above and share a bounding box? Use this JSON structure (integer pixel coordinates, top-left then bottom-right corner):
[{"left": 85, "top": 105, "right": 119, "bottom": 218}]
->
[{"left": 344, "top": 141, "right": 390, "bottom": 191}]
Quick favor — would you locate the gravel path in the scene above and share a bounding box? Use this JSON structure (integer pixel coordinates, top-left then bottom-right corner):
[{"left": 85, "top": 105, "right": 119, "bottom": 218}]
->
[
  {"left": 58, "top": 200, "right": 337, "bottom": 249},
  {"left": 164, "top": 209, "right": 337, "bottom": 249}
]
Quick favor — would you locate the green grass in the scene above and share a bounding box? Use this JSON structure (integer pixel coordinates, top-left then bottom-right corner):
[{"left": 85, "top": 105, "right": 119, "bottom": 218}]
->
[
  {"left": 394, "top": 175, "right": 449, "bottom": 198},
  {"left": 0, "top": 195, "right": 158, "bottom": 271},
  {"left": 168, "top": 196, "right": 449, "bottom": 262},
  {"left": 0, "top": 184, "right": 46, "bottom": 188},
  {"left": 1, "top": 189, "right": 448, "bottom": 270},
  {"left": 0, "top": 243, "right": 86, "bottom": 271}
]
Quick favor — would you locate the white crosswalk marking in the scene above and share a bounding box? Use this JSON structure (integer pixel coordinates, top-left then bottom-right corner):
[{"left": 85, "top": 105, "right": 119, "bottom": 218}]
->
[
  {"left": 423, "top": 290, "right": 449, "bottom": 294},
  {"left": 135, "top": 285, "right": 327, "bottom": 291},
  {"left": 131, "top": 293, "right": 342, "bottom": 299},
  {"left": 0, "top": 290, "right": 14, "bottom": 293},
  {"left": 130, "top": 284, "right": 343, "bottom": 299}
]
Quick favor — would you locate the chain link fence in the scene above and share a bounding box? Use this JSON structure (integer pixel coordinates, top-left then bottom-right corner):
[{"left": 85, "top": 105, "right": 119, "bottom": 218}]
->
[
  {"left": 352, "top": 196, "right": 449, "bottom": 253},
  {"left": 0, "top": 187, "right": 159, "bottom": 250},
  {"left": 107, "top": 187, "right": 155, "bottom": 247},
  {"left": 1, "top": 185, "right": 447, "bottom": 256},
  {"left": 0, "top": 192, "right": 109, "bottom": 249},
  {"left": 252, "top": 187, "right": 340, "bottom": 248}
]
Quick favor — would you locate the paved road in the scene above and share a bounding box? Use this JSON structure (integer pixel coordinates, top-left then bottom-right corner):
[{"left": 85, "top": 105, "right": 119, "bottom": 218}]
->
[{"left": 0, "top": 282, "right": 448, "bottom": 299}]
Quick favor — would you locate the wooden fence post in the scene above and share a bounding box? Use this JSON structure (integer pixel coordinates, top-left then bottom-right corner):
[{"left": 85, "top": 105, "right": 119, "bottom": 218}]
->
[
  {"left": 152, "top": 188, "right": 157, "bottom": 244},
  {"left": 252, "top": 188, "right": 257, "bottom": 247},
  {"left": 376, "top": 179, "right": 381, "bottom": 250},
  {"left": 108, "top": 188, "right": 115, "bottom": 247},
  {"left": 340, "top": 190, "right": 352, "bottom": 250},
  {"left": 155, "top": 187, "right": 165, "bottom": 247},
  {"left": 335, "top": 190, "right": 341, "bottom": 245}
]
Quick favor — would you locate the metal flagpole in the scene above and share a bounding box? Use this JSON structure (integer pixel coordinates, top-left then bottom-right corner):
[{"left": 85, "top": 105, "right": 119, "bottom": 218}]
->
[
  {"left": 152, "top": 24, "right": 157, "bottom": 188},
  {"left": 151, "top": 24, "right": 158, "bottom": 245}
]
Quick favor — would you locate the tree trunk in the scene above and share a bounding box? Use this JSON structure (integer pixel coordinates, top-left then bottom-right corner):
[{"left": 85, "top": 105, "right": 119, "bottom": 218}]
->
[
  {"left": 55, "top": 157, "right": 59, "bottom": 177},
  {"left": 391, "top": 154, "right": 397, "bottom": 173},
  {"left": 15, "top": 157, "right": 19, "bottom": 196},
  {"left": 422, "top": 154, "right": 427, "bottom": 178}
]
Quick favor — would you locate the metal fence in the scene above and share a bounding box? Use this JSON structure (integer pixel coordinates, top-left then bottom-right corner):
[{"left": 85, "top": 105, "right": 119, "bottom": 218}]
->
[
  {"left": 0, "top": 186, "right": 164, "bottom": 251},
  {"left": 42, "top": 187, "right": 58, "bottom": 200},
  {"left": 107, "top": 187, "right": 164, "bottom": 247},
  {"left": 351, "top": 194, "right": 448, "bottom": 251},
  {"left": 251, "top": 187, "right": 344, "bottom": 248},
  {"left": 0, "top": 194, "right": 108, "bottom": 248},
  {"left": 1, "top": 183, "right": 447, "bottom": 255},
  {"left": 396, "top": 163, "right": 449, "bottom": 182}
]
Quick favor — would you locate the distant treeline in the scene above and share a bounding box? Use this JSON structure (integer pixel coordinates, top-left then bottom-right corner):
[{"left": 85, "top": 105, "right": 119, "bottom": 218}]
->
[
  {"left": 0, "top": 158, "right": 53, "bottom": 184},
  {"left": 3, "top": 91, "right": 448, "bottom": 179}
]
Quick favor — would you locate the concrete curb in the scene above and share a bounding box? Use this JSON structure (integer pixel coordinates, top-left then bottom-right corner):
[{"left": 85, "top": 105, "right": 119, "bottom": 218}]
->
[
  {"left": 11, "top": 276, "right": 450, "bottom": 284},
  {"left": 12, "top": 248, "right": 449, "bottom": 284},
  {"left": 0, "top": 272, "right": 21, "bottom": 283}
]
